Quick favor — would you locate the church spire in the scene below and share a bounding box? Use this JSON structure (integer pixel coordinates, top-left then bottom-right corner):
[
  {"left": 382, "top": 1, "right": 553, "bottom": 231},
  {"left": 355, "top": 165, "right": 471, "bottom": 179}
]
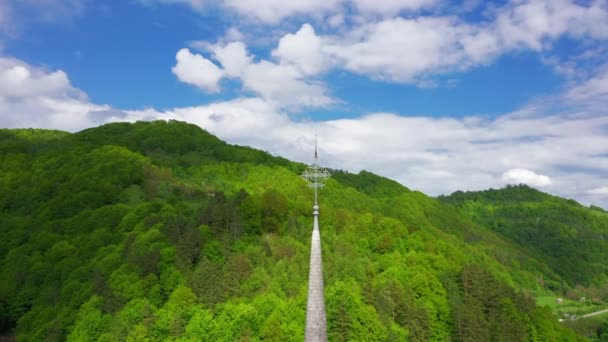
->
[{"left": 302, "top": 137, "right": 330, "bottom": 342}]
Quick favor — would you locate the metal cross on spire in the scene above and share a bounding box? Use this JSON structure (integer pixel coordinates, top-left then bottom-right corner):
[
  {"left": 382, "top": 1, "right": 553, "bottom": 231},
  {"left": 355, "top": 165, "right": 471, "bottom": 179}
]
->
[{"left": 302, "top": 135, "right": 331, "bottom": 204}]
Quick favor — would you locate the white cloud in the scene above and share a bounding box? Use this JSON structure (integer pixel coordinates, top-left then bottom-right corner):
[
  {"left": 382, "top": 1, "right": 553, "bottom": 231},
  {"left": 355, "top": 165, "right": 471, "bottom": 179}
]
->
[
  {"left": 325, "top": 16, "right": 478, "bottom": 82},
  {"left": 140, "top": 0, "right": 608, "bottom": 83},
  {"left": 0, "top": 59, "right": 74, "bottom": 98},
  {"left": 222, "top": 0, "right": 342, "bottom": 24},
  {"left": 353, "top": 0, "right": 440, "bottom": 16},
  {"left": 209, "top": 41, "right": 251, "bottom": 78},
  {"left": 272, "top": 24, "right": 326, "bottom": 76},
  {"left": 173, "top": 29, "right": 334, "bottom": 108},
  {"left": 327, "top": 14, "right": 344, "bottom": 28},
  {"left": 318, "top": 0, "right": 608, "bottom": 83},
  {"left": 171, "top": 48, "right": 224, "bottom": 93},
  {"left": 588, "top": 187, "right": 608, "bottom": 195},
  {"left": 147, "top": 0, "right": 608, "bottom": 85},
  {"left": 124, "top": 97, "right": 289, "bottom": 144},
  {"left": 495, "top": 0, "right": 608, "bottom": 51},
  {"left": 0, "top": 57, "right": 112, "bottom": 131},
  {"left": 141, "top": 0, "right": 342, "bottom": 23},
  {"left": 240, "top": 61, "right": 333, "bottom": 108},
  {"left": 565, "top": 67, "right": 608, "bottom": 101},
  {"left": 223, "top": 27, "right": 244, "bottom": 42},
  {"left": 174, "top": 1, "right": 606, "bottom": 88},
  {"left": 141, "top": 0, "right": 441, "bottom": 23},
  {"left": 502, "top": 168, "right": 552, "bottom": 187}
]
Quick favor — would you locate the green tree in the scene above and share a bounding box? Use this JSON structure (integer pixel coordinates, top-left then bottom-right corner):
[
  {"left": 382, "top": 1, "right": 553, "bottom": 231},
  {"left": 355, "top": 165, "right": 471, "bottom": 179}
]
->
[
  {"left": 261, "top": 189, "right": 288, "bottom": 234},
  {"left": 67, "top": 296, "right": 112, "bottom": 342}
]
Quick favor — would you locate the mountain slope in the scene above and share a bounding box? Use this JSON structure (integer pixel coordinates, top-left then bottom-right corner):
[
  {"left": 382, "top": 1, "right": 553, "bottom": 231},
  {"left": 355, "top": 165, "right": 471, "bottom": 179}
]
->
[
  {"left": 0, "top": 121, "right": 583, "bottom": 341},
  {"left": 439, "top": 185, "right": 608, "bottom": 287}
]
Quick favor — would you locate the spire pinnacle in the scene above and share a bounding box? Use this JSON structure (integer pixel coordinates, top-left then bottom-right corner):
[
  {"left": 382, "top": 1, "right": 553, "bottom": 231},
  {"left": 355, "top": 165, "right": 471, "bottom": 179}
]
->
[
  {"left": 302, "top": 136, "right": 330, "bottom": 205},
  {"left": 314, "top": 134, "right": 318, "bottom": 160}
]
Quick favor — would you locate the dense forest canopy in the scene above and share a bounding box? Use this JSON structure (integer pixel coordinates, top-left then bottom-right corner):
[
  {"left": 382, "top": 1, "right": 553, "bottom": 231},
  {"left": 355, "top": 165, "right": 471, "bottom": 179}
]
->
[
  {"left": 439, "top": 186, "right": 608, "bottom": 287},
  {"left": 1, "top": 120, "right": 606, "bottom": 341}
]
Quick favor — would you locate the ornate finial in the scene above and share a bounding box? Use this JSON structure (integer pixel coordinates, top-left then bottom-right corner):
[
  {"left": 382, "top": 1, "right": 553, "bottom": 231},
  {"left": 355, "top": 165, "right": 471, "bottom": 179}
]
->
[{"left": 302, "top": 136, "right": 330, "bottom": 205}]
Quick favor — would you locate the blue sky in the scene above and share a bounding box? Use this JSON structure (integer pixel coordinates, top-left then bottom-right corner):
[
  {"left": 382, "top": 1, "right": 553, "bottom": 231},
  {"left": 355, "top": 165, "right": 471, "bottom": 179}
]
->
[
  {"left": 0, "top": 0, "right": 607, "bottom": 207},
  {"left": 5, "top": 0, "right": 565, "bottom": 115}
]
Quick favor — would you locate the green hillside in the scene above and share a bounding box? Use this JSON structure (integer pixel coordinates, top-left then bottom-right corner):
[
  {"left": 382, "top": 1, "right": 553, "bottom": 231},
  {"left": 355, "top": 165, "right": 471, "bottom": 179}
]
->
[
  {"left": 439, "top": 185, "right": 608, "bottom": 288},
  {"left": 0, "top": 121, "right": 591, "bottom": 340}
]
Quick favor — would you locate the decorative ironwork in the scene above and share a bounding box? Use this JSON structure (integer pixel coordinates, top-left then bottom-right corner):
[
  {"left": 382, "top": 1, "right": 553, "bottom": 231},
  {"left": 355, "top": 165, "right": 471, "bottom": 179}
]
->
[{"left": 302, "top": 135, "right": 331, "bottom": 204}]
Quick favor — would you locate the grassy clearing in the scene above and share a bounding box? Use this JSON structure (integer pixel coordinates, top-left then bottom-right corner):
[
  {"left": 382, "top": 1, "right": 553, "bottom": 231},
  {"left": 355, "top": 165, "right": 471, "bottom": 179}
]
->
[{"left": 537, "top": 296, "right": 608, "bottom": 317}]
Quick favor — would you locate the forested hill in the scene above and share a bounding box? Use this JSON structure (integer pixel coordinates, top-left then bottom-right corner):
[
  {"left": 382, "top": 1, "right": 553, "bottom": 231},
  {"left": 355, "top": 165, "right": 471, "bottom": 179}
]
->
[
  {"left": 439, "top": 185, "right": 608, "bottom": 287},
  {"left": 0, "top": 120, "right": 586, "bottom": 340}
]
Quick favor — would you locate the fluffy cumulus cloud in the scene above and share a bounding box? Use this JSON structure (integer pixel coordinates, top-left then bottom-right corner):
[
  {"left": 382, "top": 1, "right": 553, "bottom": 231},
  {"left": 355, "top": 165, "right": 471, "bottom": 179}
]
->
[
  {"left": 502, "top": 168, "right": 552, "bottom": 187},
  {"left": 168, "top": 1, "right": 608, "bottom": 87},
  {"left": 0, "top": 59, "right": 72, "bottom": 97},
  {"left": 326, "top": 16, "right": 479, "bottom": 82},
  {"left": 272, "top": 24, "right": 327, "bottom": 76},
  {"left": 172, "top": 48, "right": 224, "bottom": 92},
  {"left": 0, "top": 58, "right": 114, "bottom": 131},
  {"left": 144, "top": 0, "right": 608, "bottom": 83},
  {"left": 322, "top": 0, "right": 608, "bottom": 83},
  {"left": 495, "top": 0, "right": 608, "bottom": 51},
  {"left": 239, "top": 61, "right": 332, "bottom": 108},
  {"left": 209, "top": 41, "right": 251, "bottom": 78},
  {"left": 172, "top": 27, "right": 334, "bottom": 109}
]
